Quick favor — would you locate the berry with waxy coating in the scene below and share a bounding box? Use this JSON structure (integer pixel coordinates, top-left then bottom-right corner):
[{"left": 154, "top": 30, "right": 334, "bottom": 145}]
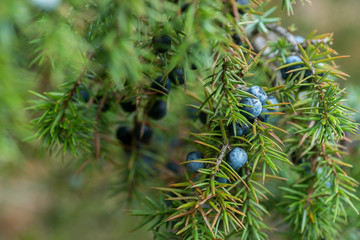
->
[
  {"left": 148, "top": 99, "right": 167, "bottom": 120},
  {"left": 228, "top": 122, "right": 250, "bottom": 137},
  {"left": 152, "top": 35, "right": 171, "bottom": 53},
  {"left": 151, "top": 77, "right": 171, "bottom": 95},
  {"left": 258, "top": 108, "right": 270, "bottom": 122},
  {"left": 120, "top": 97, "right": 137, "bottom": 112},
  {"left": 226, "top": 147, "right": 248, "bottom": 171},
  {"left": 240, "top": 97, "right": 262, "bottom": 120},
  {"left": 134, "top": 123, "right": 152, "bottom": 143},
  {"left": 74, "top": 89, "right": 90, "bottom": 102},
  {"left": 116, "top": 126, "right": 133, "bottom": 146},
  {"left": 30, "top": 0, "right": 62, "bottom": 11},
  {"left": 169, "top": 68, "right": 184, "bottom": 85},
  {"left": 232, "top": 33, "right": 242, "bottom": 46},
  {"left": 215, "top": 177, "right": 228, "bottom": 184},
  {"left": 294, "top": 35, "right": 305, "bottom": 44},
  {"left": 248, "top": 85, "right": 267, "bottom": 104},
  {"left": 266, "top": 95, "right": 279, "bottom": 112},
  {"left": 186, "top": 151, "right": 204, "bottom": 172},
  {"left": 281, "top": 55, "right": 303, "bottom": 80}
]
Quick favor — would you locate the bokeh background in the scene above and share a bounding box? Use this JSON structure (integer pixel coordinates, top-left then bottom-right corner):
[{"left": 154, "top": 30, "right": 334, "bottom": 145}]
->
[{"left": 0, "top": 0, "right": 359, "bottom": 239}]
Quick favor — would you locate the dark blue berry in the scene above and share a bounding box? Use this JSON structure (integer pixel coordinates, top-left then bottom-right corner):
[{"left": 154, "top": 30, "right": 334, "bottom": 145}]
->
[
  {"left": 294, "top": 35, "right": 305, "bottom": 44},
  {"left": 186, "top": 151, "right": 205, "bottom": 172},
  {"left": 134, "top": 123, "right": 152, "bottom": 143},
  {"left": 248, "top": 86, "right": 267, "bottom": 104},
  {"left": 169, "top": 68, "right": 184, "bottom": 85},
  {"left": 120, "top": 97, "right": 137, "bottom": 112},
  {"left": 148, "top": 99, "right": 167, "bottom": 120},
  {"left": 281, "top": 56, "right": 303, "bottom": 80},
  {"left": 240, "top": 97, "right": 262, "bottom": 120},
  {"left": 228, "top": 122, "right": 250, "bottom": 137},
  {"left": 232, "top": 33, "right": 242, "bottom": 46},
  {"left": 151, "top": 76, "right": 171, "bottom": 95},
  {"left": 215, "top": 177, "right": 228, "bottom": 184},
  {"left": 152, "top": 35, "right": 171, "bottom": 53},
  {"left": 116, "top": 126, "right": 133, "bottom": 146},
  {"left": 74, "top": 89, "right": 90, "bottom": 102},
  {"left": 226, "top": 147, "right": 248, "bottom": 171},
  {"left": 258, "top": 108, "right": 270, "bottom": 122},
  {"left": 265, "top": 95, "right": 279, "bottom": 112}
]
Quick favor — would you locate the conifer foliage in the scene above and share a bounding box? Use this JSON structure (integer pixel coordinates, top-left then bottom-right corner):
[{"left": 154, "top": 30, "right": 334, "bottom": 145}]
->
[{"left": 25, "top": 0, "right": 358, "bottom": 239}]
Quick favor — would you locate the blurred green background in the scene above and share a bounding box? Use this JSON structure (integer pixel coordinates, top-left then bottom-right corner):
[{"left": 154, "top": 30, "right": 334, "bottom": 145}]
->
[{"left": 1, "top": 0, "right": 360, "bottom": 239}]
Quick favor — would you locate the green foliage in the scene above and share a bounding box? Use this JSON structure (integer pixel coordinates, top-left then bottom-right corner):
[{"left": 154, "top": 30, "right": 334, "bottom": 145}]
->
[{"left": 1, "top": 0, "right": 357, "bottom": 239}]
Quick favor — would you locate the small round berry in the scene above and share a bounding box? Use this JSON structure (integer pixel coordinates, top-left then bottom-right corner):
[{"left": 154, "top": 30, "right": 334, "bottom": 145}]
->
[
  {"left": 248, "top": 86, "right": 267, "bottom": 104},
  {"left": 148, "top": 99, "right": 167, "bottom": 120},
  {"left": 281, "top": 56, "right": 303, "bottom": 80},
  {"left": 152, "top": 35, "right": 171, "bottom": 53},
  {"left": 191, "top": 63, "right": 197, "bottom": 70},
  {"left": 199, "top": 111, "right": 208, "bottom": 124},
  {"left": 232, "top": 33, "right": 242, "bottom": 46},
  {"left": 258, "top": 108, "right": 270, "bottom": 122},
  {"left": 228, "top": 122, "right": 250, "bottom": 137},
  {"left": 151, "top": 77, "right": 171, "bottom": 95},
  {"left": 74, "top": 89, "right": 90, "bottom": 102},
  {"left": 116, "top": 126, "right": 133, "bottom": 146},
  {"left": 30, "top": 0, "right": 62, "bottom": 11},
  {"left": 226, "top": 147, "right": 248, "bottom": 171},
  {"left": 120, "top": 97, "right": 137, "bottom": 112},
  {"left": 265, "top": 95, "right": 279, "bottom": 112},
  {"left": 169, "top": 68, "right": 184, "bottom": 85},
  {"left": 240, "top": 97, "right": 262, "bottom": 120},
  {"left": 294, "top": 35, "right": 305, "bottom": 44},
  {"left": 215, "top": 177, "right": 228, "bottom": 184},
  {"left": 134, "top": 123, "right": 152, "bottom": 143},
  {"left": 186, "top": 151, "right": 205, "bottom": 172}
]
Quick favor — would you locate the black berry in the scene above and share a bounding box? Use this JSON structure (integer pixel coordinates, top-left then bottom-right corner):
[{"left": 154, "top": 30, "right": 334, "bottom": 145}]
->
[
  {"left": 151, "top": 76, "right": 171, "bottom": 95},
  {"left": 148, "top": 99, "right": 167, "bottom": 120},
  {"left": 120, "top": 97, "right": 137, "bottom": 113},
  {"left": 134, "top": 123, "right": 153, "bottom": 143},
  {"left": 152, "top": 35, "right": 171, "bottom": 53}
]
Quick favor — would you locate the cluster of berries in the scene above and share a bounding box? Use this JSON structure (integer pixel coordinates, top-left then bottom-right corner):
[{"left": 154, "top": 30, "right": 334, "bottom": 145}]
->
[
  {"left": 184, "top": 85, "right": 280, "bottom": 182},
  {"left": 185, "top": 147, "right": 248, "bottom": 184},
  {"left": 112, "top": 33, "right": 187, "bottom": 152}
]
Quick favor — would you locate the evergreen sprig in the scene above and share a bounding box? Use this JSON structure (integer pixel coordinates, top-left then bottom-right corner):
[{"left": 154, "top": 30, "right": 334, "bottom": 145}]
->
[{"left": 25, "top": 0, "right": 359, "bottom": 239}]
